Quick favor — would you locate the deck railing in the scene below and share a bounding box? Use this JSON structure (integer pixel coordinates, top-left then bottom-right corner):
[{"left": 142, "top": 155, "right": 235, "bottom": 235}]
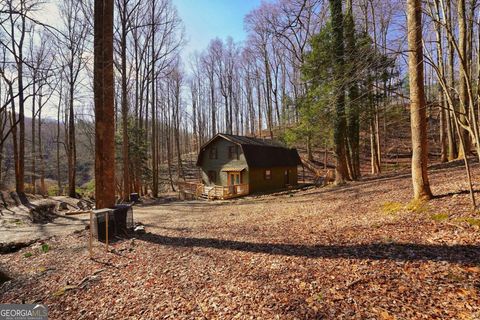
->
[
  {"left": 178, "top": 181, "right": 249, "bottom": 200},
  {"left": 178, "top": 181, "right": 203, "bottom": 197},
  {"left": 226, "top": 184, "right": 249, "bottom": 197}
]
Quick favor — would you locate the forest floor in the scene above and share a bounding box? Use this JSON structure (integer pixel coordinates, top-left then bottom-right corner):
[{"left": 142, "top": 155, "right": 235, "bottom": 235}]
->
[
  {"left": 0, "top": 195, "right": 177, "bottom": 249},
  {"left": 1, "top": 162, "right": 480, "bottom": 319},
  {"left": 0, "top": 196, "right": 92, "bottom": 246}
]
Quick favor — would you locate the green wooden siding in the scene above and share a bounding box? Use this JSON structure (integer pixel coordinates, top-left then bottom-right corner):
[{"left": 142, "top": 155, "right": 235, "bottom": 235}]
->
[
  {"left": 199, "top": 136, "right": 299, "bottom": 194},
  {"left": 248, "top": 166, "right": 298, "bottom": 193},
  {"left": 200, "top": 138, "right": 249, "bottom": 186}
]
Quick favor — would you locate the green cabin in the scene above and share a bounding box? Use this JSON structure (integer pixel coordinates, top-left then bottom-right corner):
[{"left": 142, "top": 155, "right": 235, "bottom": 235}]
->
[{"left": 196, "top": 133, "right": 302, "bottom": 198}]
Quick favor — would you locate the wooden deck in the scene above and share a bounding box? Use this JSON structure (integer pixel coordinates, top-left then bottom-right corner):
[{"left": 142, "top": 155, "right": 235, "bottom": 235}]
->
[{"left": 178, "top": 181, "right": 249, "bottom": 200}]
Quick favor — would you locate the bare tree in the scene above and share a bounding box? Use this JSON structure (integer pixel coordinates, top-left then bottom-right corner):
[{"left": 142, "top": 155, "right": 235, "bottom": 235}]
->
[
  {"left": 58, "top": 0, "right": 89, "bottom": 198},
  {"left": 116, "top": 0, "right": 133, "bottom": 201},
  {"left": 407, "top": 0, "right": 433, "bottom": 200},
  {"left": 26, "top": 30, "right": 55, "bottom": 194},
  {"left": 1, "top": 0, "right": 31, "bottom": 195}
]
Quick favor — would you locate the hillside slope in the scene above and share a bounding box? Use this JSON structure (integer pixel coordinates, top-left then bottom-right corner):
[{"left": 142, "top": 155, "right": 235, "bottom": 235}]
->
[{"left": 1, "top": 161, "right": 479, "bottom": 319}]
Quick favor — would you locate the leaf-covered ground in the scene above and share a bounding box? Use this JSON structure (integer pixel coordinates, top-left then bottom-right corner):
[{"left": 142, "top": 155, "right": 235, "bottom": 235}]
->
[{"left": 1, "top": 163, "right": 480, "bottom": 319}]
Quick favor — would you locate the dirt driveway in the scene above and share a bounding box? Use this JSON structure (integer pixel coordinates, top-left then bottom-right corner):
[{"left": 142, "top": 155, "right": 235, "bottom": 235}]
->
[
  {"left": 1, "top": 165, "right": 480, "bottom": 318},
  {"left": 0, "top": 199, "right": 211, "bottom": 248}
]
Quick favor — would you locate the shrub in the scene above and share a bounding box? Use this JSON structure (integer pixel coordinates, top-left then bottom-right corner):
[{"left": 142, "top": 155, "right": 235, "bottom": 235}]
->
[
  {"left": 381, "top": 202, "right": 403, "bottom": 215},
  {"left": 47, "top": 185, "right": 60, "bottom": 196},
  {"left": 41, "top": 244, "right": 50, "bottom": 253},
  {"left": 405, "top": 199, "right": 429, "bottom": 214},
  {"left": 431, "top": 213, "right": 449, "bottom": 222},
  {"left": 452, "top": 217, "right": 480, "bottom": 228},
  {"left": 464, "top": 218, "right": 480, "bottom": 228},
  {"left": 77, "top": 180, "right": 95, "bottom": 198}
]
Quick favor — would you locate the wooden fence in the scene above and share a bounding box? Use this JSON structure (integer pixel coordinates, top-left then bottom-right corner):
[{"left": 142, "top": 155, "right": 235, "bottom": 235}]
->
[{"left": 178, "top": 181, "right": 249, "bottom": 200}]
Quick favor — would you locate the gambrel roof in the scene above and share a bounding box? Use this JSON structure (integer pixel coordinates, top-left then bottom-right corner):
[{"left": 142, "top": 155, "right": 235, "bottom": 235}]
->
[{"left": 197, "top": 133, "right": 302, "bottom": 168}]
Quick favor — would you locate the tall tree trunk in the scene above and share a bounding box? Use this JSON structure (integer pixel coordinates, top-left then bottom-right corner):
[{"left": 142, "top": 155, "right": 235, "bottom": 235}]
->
[
  {"left": 165, "top": 99, "right": 175, "bottom": 191},
  {"left": 31, "top": 79, "right": 36, "bottom": 193},
  {"left": 17, "top": 52, "right": 25, "bottom": 196},
  {"left": 150, "top": 2, "right": 158, "bottom": 198},
  {"left": 329, "top": 0, "right": 348, "bottom": 185},
  {"left": 439, "top": 93, "right": 448, "bottom": 162},
  {"left": 407, "top": 0, "right": 433, "bottom": 200},
  {"left": 38, "top": 94, "right": 46, "bottom": 196},
  {"left": 370, "top": 116, "right": 381, "bottom": 174},
  {"left": 57, "top": 85, "right": 62, "bottom": 195},
  {"left": 94, "top": 0, "right": 116, "bottom": 209},
  {"left": 7, "top": 0, "right": 26, "bottom": 195},
  {"left": 246, "top": 80, "right": 255, "bottom": 135},
  {"left": 8, "top": 82, "right": 20, "bottom": 194},
  {"left": 456, "top": 0, "right": 470, "bottom": 158},
  {"left": 361, "top": 0, "right": 381, "bottom": 175},
  {"left": 430, "top": 0, "right": 449, "bottom": 162},
  {"left": 263, "top": 50, "right": 274, "bottom": 139},
  {"left": 256, "top": 75, "right": 263, "bottom": 136},
  {"left": 191, "top": 87, "right": 198, "bottom": 150},
  {"left": 10, "top": 109, "right": 20, "bottom": 194},
  {"left": 369, "top": 0, "right": 382, "bottom": 172},
  {"left": 174, "top": 79, "right": 184, "bottom": 181},
  {"left": 223, "top": 93, "right": 229, "bottom": 134},
  {"left": 345, "top": 0, "right": 360, "bottom": 179},
  {"left": 210, "top": 75, "right": 216, "bottom": 136},
  {"left": 68, "top": 82, "right": 76, "bottom": 197},
  {"left": 445, "top": 0, "right": 457, "bottom": 160},
  {"left": 120, "top": 0, "right": 130, "bottom": 201}
]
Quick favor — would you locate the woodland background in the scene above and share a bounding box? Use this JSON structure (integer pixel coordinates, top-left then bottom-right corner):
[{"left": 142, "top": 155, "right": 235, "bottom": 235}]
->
[{"left": 0, "top": 0, "right": 479, "bottom": 201}]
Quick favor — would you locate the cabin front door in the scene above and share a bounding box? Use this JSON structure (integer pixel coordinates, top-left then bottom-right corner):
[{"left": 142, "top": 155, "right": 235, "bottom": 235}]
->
[
  {"left": 227, "top": 172, "right": 241, "bottom": 195},
  {"left": 284, "top": 169, "right": 289, "bottom": 186},
  {"left": 228, "top": 172, "right": 241, "bottom": 186}
]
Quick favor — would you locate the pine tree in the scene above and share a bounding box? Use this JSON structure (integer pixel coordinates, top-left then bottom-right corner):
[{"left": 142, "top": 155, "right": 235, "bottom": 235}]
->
[{"left": 329, "top": 0, "right": 348, "bottom": 185}]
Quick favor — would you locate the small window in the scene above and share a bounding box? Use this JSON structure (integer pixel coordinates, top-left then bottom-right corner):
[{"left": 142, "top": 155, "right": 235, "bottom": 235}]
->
[
  {"left": 208, "top": 170, "right": 217, "bottom": 183},
  {"left": 264, "top": 169, "right": 272, "bottom": 180},
  {"left": 228, "top": 145, "right": 239, "bottom": 160},
  {"left": 209, "top": 147, "right": 218, "bottom": 159}
]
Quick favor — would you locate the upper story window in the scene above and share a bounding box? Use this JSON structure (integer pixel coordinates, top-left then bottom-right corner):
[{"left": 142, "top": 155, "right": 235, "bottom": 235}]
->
[
  {"left": 209, "top": 147, "right": 218, "bottom": 159},
  {"left": 264, "top": 169, "right": 272, "bottom": 180},
  {"left": 228, "top": 145, "right": 239, "bottom": 160}
]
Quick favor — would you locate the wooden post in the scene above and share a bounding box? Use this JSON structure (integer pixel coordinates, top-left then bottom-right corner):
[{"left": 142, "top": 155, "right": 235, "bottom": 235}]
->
[
  {"left": 105, "top": 210, "right": 109, "bottom": 252},
  {"left": 324, "top": 142, "right": 328, "bottom": 170},
  {"left": 89, "top": 211, "right": 93, "bottom": 258},
  {"left": 91, "top": 208, "right": 112, "bottom": 257}
]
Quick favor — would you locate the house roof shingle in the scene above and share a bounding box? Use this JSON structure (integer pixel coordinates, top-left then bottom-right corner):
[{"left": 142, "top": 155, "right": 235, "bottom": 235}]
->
[{"left": 197, "top": 133, "right": 302, "bottom": 168}]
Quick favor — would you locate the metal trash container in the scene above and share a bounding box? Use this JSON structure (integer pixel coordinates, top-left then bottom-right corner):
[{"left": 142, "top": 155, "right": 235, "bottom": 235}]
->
[
  {"left": 113, "top": 204, "right": 134, "bottom": 235},
  {"left": 91, "top": 205, "right": 133, "bottom": 241},
  {"left": 91, "top": 208, "right": 115, "bottom": 242},
  {"left": 130, "top": 193, "right": 140, "bottom": 203}
]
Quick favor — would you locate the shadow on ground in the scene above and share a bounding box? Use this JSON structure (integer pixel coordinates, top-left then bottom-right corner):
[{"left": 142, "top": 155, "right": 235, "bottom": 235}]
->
[{"left": 139, "top": 233, "right": 479, "bottom": 265}]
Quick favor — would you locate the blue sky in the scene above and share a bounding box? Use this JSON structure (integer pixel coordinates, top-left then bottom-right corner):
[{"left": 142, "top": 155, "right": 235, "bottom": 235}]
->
[{"left": 175, "top": 0, "right": 261, "bottom": 59}]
